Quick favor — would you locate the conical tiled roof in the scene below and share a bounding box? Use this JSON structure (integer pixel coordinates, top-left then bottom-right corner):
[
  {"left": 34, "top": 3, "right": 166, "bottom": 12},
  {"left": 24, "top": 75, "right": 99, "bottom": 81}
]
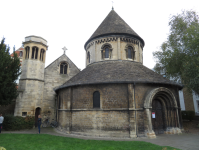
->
[{"left": 85, "top": 10, "right": 145, "bottom": 49}]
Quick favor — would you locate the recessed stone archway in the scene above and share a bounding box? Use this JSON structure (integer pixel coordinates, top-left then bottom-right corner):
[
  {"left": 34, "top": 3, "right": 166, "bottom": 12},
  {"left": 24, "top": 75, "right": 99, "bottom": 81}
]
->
[{"left": 144, "top": 87, "right": 181, "bottom": 138}]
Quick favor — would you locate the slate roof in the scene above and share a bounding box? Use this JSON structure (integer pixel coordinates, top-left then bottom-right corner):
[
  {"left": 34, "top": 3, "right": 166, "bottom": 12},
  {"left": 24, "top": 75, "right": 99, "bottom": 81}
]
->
[
  {"left": 84, "top": 10, "right": 145, "bottom": 49},
  {"left": 55, "top": 60, "right": 183, "bottom": 91},
  {"left": 10, "top": 47, "right": 24, "bottom": 57}
]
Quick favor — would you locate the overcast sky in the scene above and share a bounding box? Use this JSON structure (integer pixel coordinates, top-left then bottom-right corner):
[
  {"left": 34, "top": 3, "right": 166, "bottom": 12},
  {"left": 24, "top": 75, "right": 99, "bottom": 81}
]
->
[{"left": 1, "top": 0, "right": 199, "bottom": 70}]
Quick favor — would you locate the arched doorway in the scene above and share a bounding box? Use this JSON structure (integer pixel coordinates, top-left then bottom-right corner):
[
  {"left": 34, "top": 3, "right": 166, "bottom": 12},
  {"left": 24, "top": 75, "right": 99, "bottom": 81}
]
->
[
  {"left": 144, "top": 87, "right": 181, "bottom": 137},
  {"left": 152, "top": 99, "right": 165, "bottom": 134},
  {"left": 35, "top": 107, "right": 41, "bottom": 127}
]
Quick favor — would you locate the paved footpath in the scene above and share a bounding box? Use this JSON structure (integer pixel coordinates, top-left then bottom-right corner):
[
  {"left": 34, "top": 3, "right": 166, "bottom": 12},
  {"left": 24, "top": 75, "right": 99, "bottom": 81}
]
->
[{"left": 2, "top": 128, "right": 199, "bottom": 150}]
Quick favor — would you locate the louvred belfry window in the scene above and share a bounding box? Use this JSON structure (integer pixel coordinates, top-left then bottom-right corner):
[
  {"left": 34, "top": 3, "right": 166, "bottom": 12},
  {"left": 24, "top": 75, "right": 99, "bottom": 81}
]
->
[
  {"left": 40, "top": 49, "right": 45, "bottom": 61},
  {"left": 32, "top": 47, "right": 39, "bottom": 59},
  {"left": 25, "top": 46, "right": 30, "bottom": 59},
  {"left": 60, "top": 62, "right": 68, "bottom": 74}
]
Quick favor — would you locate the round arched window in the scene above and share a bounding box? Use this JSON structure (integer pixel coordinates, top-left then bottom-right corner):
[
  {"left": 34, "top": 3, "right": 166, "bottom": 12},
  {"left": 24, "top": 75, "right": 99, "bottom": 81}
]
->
[{"left": 126, "top": 46, "right": 135, "bottom": 60}]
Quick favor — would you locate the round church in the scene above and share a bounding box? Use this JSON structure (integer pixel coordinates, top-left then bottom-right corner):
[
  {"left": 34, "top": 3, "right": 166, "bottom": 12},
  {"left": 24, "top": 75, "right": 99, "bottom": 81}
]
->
[{"left": 55, "top": 9, "right": 183, "bottom": 138}]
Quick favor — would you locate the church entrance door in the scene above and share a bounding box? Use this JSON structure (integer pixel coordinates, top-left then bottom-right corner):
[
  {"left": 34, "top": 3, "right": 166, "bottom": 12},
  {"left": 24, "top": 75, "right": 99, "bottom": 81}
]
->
[
  {"left": 35, "top": 107, "right": 41, "bottom": 127},
  {"left": 152, "top": 99, "right": 164, "bottom": 134}
]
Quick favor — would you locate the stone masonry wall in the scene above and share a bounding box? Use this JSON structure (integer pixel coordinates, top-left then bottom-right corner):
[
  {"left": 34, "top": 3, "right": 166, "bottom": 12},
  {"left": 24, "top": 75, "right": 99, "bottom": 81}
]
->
[
  {"left": 86, "top": 36, "right": 143, "bottom": 66},
  {"left": 72, "top": 84, "right": 128, "bottom": 109},
  {"left": 43, "top": 54, "right": 79, "bottom": 121},
  {"left": 57, "top": 83, "right": 182, "bottom": 138},
  {"left": 14, "top": 80, "right": 44, "bottom": 116},
  {"left": 72, "top": 110, "right": 129, "bottom": 137},
  {"left": 20, "top": 59, "right": 45, "bottom": 80}
]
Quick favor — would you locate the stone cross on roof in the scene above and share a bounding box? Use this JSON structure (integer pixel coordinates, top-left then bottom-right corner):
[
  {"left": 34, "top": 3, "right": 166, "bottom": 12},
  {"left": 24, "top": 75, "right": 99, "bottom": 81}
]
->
[
  {"left": 62, "top": 47, "right": 67, "bottom": 54},
  {"left": 112, "top": 1, "right": 114, "bottom": 10}
]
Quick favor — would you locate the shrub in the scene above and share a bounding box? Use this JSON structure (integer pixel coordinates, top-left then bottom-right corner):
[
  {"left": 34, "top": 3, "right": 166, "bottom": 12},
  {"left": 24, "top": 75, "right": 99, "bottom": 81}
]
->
[
  {"left": 181, "top": 111, "right": 195, "bottom": 121},
  {"left": 2, "top": 114, "right": 35, "bottom": 131}
]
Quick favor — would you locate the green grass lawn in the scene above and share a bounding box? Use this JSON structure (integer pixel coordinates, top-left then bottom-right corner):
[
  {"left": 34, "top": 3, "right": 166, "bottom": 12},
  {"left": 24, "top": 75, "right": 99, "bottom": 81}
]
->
[{"left": 0, "top": 134, "right": 179, "bottom": 150}]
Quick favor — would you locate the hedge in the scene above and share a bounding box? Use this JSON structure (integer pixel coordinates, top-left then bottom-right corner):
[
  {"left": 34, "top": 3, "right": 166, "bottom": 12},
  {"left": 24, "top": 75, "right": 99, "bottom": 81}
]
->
[
  {"left": 2, "top": 114, "right": 35, "bottom": 131},
  {"left": 181, "top": 111, "right": 195, "bottom": 121}
]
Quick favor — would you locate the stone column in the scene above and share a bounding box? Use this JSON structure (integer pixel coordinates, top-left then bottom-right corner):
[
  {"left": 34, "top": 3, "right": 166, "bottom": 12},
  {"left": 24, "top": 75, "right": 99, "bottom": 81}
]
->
[
  {"left": 43, "top": 50, "right": 47, "bottom": 63},
  {"left": 38, "top": 48, "right": 41, "bottom": 61},
  {"left": 29, "top": 46, "right": 32, "bottom": 59},
  {"left": 128, "top": 84, "right": 137, "bottom": 138},
  {"left": 145, "top": 108, "right": 156, "bottom": 138},
  {"left": 23, "top": 47, "right": 26, "bottom": 60}
]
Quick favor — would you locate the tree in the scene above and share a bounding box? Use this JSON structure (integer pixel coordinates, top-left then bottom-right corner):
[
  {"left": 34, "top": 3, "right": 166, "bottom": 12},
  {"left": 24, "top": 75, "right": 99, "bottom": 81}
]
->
[
  {"left": 153, "top": 10, "right": 199, "bottom": 94},
  {"left": 0, "top": 38, "right": 21, "bottom": 105}
]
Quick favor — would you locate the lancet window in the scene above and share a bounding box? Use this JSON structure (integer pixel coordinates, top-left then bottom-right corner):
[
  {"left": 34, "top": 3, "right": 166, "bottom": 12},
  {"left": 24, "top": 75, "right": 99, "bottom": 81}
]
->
[
  {"left": 101, "top": 43, "right": 112, "bottom": 59},
  {"left": 93, "top": 91, "right": 100, "bottom": 108},
  {"left": 25, "top": 46, "right": 30, "bottom": 59},
  {"left": 32, "top": 46, "right": 39, "bottom": 59},
  {"left": 60, "top": 62, "right": 68, "bottom": 74},
  {"left": 40, "top": 49, "right": 45, "bottom": 61}
]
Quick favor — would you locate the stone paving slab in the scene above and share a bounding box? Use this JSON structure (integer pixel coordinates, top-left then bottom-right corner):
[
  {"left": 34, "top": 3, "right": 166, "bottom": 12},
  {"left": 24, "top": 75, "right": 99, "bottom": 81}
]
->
[{"left": 2, "top": 128, "right": 199, "bottom": 150}]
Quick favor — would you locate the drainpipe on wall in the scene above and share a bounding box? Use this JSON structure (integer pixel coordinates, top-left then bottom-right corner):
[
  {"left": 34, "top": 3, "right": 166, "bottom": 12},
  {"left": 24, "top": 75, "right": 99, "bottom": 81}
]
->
[{"left": 134, "top": 82, "right": 137, "bottom": 136}]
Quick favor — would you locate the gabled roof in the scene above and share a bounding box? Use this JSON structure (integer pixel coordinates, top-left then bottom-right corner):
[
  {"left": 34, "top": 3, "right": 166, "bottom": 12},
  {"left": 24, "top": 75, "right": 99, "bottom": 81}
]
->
[
  {"left": 10, "top": 47, "right": 24, "bottom": 57},
  {"left": 45, "top": 54, "right": 80, "bottom": 71},
  {"left": 84, "top": 10, "right": 145, "bottom": 49},
  {"left": 55, "top": 60, "right": 183, "bottom": 91}
]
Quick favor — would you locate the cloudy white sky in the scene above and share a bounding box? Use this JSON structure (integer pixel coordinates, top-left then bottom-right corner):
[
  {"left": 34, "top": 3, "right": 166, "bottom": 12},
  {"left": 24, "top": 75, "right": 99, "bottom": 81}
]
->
[{"left": 1, "top": 0, "right": 199, "bottom": 70}]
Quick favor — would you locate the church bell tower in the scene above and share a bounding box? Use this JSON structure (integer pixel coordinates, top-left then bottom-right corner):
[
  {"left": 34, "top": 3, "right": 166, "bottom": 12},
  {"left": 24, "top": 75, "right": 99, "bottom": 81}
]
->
[{"left": 14, "top": 36, "right": 48, "bottom": 117}]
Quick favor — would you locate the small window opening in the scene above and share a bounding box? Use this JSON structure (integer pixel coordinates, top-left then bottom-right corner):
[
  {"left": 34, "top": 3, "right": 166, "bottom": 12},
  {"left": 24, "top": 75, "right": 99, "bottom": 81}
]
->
[
  {"left": 35, "top": 49, "right": 38, "bottom": 59},
  {"left": 25, "top": 47, "right": 30, "bottom": 59},
  {"left": 20, "top": 51, "right": 23, "bottom": 57},
  {"left": 32, "top": 47, "right": 38, "bottom": 59},
  {"left": 40, "top": 49, "right": 45, "bottom": 61},
  {"left": 93, "top": 91, "right": 100, "bottom": 108},
  {"left": 101, "top": 44, "right": 112, "bottom": 59},
  {"left": 22, "top": 112, "right": 27, "bottom": 116},
  {"left": 126, "top": 46, "right": 135, "bottom": 60},
  {"left": 87, "top": 52, "right": 90, "bottom": 63},
  {"left": 128, "top": 48, "right": 132, "bottom": 59},
  {"left": 105, "top": 47, "right": 109, "bottom": 58},
  {"left": 60, "top": 62, "right": 67, "bottom": 74}
]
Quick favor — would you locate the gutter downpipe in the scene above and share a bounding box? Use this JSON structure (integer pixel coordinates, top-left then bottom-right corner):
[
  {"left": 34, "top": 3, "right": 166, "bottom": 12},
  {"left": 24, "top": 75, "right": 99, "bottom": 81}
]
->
[{"left": 134, "top": 82, "right": 137, "bottom": 137}]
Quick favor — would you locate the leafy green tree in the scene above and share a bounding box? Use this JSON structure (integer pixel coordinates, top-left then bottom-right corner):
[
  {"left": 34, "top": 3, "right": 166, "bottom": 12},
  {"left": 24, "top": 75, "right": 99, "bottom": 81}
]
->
[
  {"left": 0, "top": 38, "right": 21, "bottom": 105},
  {"left": 153, "top": 10, "right": 199, "bottom": 94}
]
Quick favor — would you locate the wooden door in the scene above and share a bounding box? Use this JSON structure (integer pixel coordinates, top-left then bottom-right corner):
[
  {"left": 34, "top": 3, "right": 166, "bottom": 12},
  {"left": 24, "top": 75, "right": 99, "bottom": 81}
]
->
[{"left": 152, "top": 100, "right": 164, "bottom": 134}]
